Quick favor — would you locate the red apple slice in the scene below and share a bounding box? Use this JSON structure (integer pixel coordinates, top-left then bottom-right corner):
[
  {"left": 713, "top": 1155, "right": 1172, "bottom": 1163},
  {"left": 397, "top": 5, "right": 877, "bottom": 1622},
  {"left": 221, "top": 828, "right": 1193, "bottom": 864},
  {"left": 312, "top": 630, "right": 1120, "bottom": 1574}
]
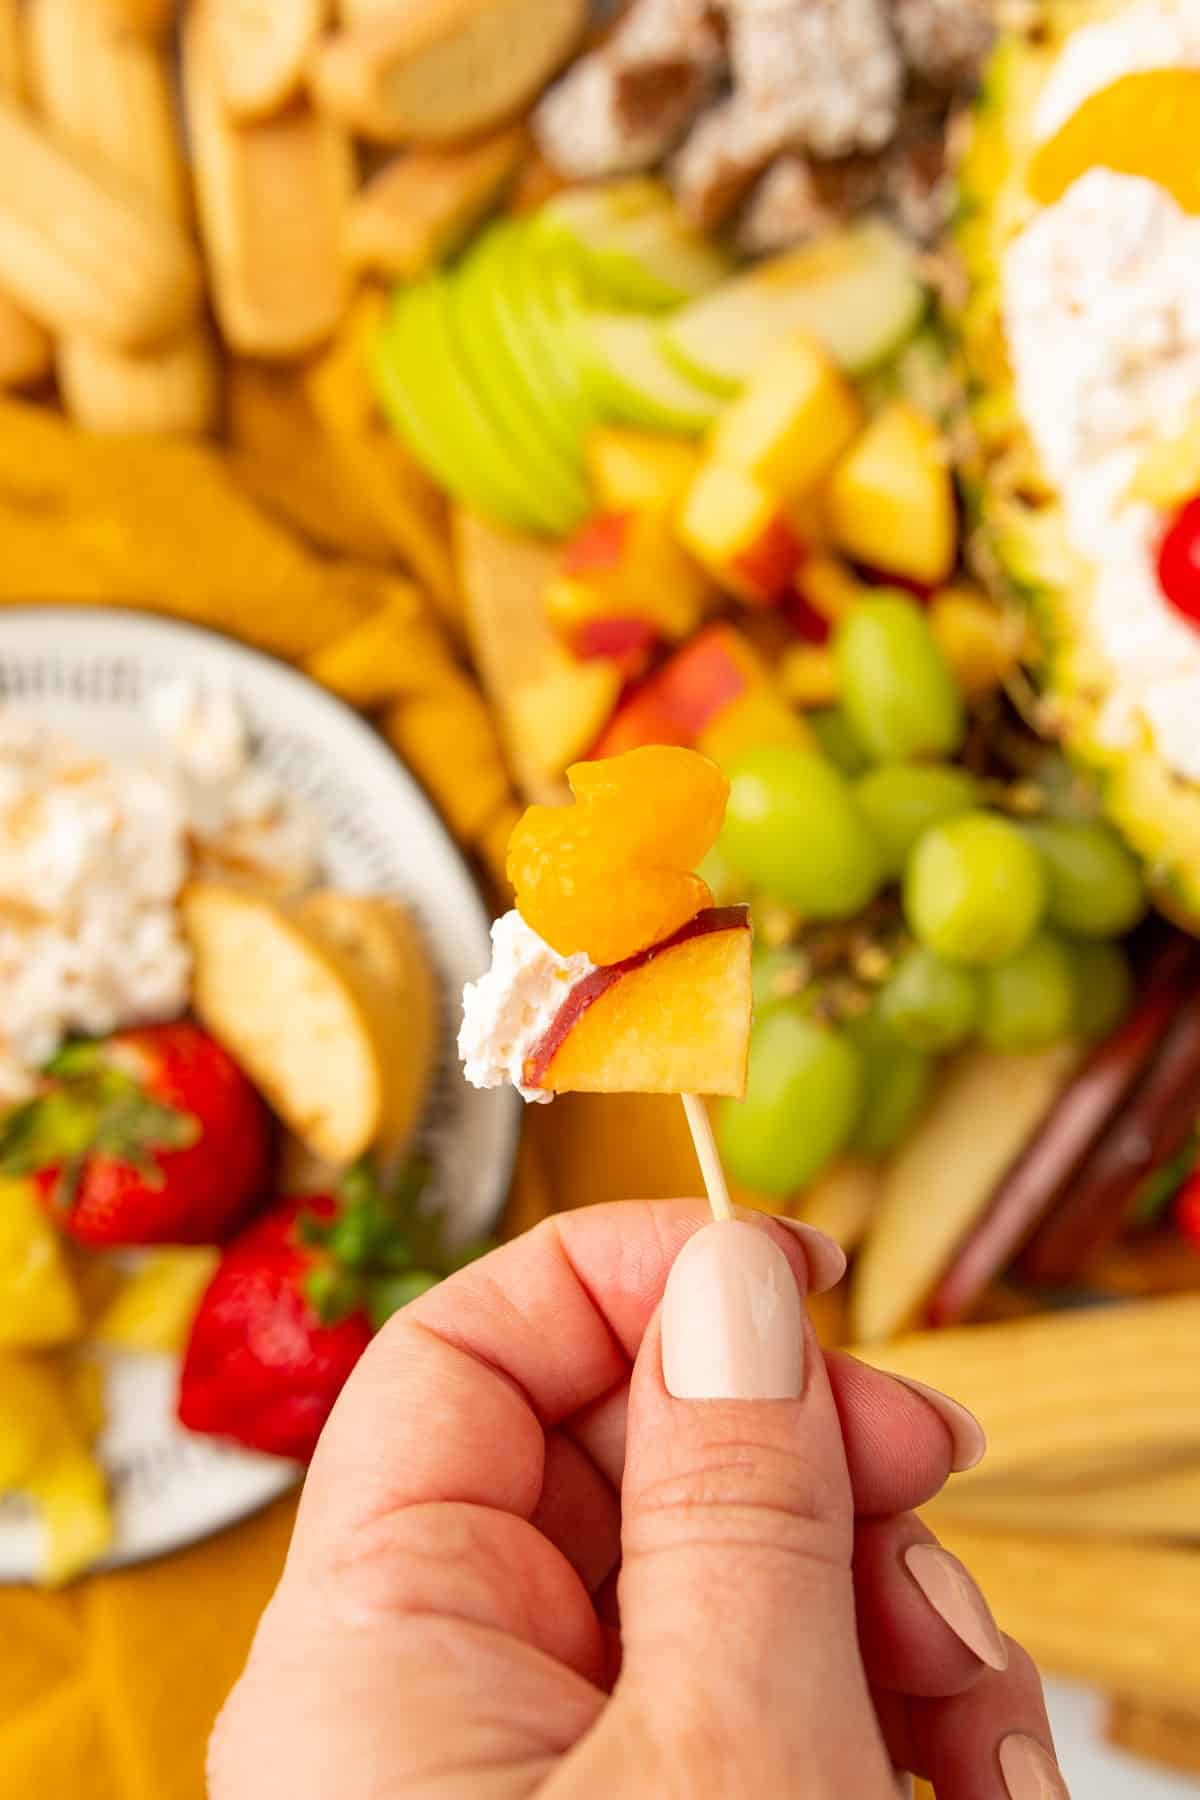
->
[
  {"left": 927, "top": 941, "right": 1198, "bottom": 1325},
  {"left": 1019, "top": 984, "right": 1200, "bottom": 1285},
  {"left": 524, "top": 905, "right": 751, "bottom": 1098}
]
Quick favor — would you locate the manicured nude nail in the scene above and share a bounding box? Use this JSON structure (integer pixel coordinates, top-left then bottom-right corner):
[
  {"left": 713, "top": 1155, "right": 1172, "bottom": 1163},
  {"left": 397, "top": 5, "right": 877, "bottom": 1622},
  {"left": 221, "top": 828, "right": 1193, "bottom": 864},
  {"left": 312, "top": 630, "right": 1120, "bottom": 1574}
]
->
[
  {"left": 767, "top": 1216, "right": 848, "bottom": 1293},
  {"left": 889, "top": 1373, "right": 987, "bottom": 1472},
  {"left": 903, "top": 1544, "right": 1008, "bottom": 1671},
  {"left": 999, "top": 1733, "right": 1069, "bottom": 1799},
  {"left": 662, "top": 1220, "right": 804, "bottom": 1400}
]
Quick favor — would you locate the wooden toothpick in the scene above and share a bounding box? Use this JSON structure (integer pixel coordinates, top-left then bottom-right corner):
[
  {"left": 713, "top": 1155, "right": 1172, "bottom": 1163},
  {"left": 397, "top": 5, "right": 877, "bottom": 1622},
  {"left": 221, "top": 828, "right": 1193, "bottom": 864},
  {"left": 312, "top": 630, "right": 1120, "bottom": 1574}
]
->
[{"left": 682, "top": 1093, "right": 733, "bottom": 1223}]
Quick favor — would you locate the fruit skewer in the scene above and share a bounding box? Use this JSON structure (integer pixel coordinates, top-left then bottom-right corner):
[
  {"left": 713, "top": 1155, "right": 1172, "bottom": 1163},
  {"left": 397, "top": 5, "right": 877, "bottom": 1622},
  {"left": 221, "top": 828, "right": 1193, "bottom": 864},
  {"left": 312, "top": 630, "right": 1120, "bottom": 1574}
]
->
[
  {"left": 682, "top": 1091, "right": 734, "bottom": 1223},
  {"left": 461, "top": 746, "right": 755, "bottom": 1213}
]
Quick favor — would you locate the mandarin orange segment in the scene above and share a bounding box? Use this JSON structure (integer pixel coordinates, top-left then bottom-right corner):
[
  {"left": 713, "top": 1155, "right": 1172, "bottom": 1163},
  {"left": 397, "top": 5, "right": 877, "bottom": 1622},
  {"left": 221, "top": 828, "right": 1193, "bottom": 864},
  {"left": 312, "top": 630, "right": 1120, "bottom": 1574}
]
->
[
  {"left": 506, "top": 745, "right": 730, "bottom": 965},
  {"left": 1028, "top": 69, "right": 1200, "bottom": 212}
]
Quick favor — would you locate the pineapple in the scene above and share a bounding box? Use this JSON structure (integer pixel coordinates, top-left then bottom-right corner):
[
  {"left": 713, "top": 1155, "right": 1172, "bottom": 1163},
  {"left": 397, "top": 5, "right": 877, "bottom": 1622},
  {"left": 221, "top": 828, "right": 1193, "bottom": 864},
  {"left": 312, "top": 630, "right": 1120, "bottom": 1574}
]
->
[{"left": 954, "top": 0, "right": 1200, "bottom": 925}]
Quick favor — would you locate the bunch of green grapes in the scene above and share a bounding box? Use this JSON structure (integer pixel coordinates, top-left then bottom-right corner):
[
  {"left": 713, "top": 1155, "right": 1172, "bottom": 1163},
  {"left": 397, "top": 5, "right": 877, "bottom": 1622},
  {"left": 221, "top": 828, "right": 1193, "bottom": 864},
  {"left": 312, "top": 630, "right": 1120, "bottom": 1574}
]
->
[{"left": 716, "top": 594, "right": 1146, "bottom": 1197}]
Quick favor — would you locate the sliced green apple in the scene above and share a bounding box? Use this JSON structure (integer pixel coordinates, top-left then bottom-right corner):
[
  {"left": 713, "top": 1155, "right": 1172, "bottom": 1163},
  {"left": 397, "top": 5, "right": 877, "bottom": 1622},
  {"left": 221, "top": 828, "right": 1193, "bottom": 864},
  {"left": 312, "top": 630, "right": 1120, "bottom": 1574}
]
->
[
  {"left": 572, "top": 308, "right": 723, "bottom": 434},
  {"left": 538, "top": 177, "right": 730, "bottom": 310},
  {"left": 374, "top": 283, "right": 517, "bottom": 524},
  {"left": 661, "top": 218, "right": 927, "bottom": 393},
  {"left": 373, "top": 278, "right": 563, "bottom": 535},
  {"left": 496, "top": 224, "right": 606, "bottom": 454},
  {"left": 461, "top": 220, "right": 591, "bottom": 463},
  {"left": 451, "top": 226, "right": 591, "bottom": 528}
]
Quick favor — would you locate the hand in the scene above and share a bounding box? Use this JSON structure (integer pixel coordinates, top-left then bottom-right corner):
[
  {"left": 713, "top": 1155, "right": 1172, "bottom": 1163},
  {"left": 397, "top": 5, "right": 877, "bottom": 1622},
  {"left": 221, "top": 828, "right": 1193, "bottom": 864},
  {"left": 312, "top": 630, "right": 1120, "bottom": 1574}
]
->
[{"left": 210, "top": 1202, "right": 1068, "bottom": 1798}]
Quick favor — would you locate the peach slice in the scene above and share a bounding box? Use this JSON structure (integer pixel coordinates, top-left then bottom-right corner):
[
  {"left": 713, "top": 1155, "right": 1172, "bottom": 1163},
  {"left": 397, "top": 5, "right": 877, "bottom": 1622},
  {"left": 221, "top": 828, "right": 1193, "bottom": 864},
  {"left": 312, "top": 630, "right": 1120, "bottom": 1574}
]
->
[
  {"left": 547, "top": 508, "right": 712, "bottom": 643},
  {"left": 1028, "top": 69, "right": 1200, "bottom": 213},
  {"left": 584, "top": 426, "right": 702, "bottom": 514},
  {"left": 825, "top": 402, "right": 956, "bottom": 587},
  {"left": 591, "top": 622, "right": 810, "bottom": 762},
  {"left": 524, "top": 906, "right": 752, "bottom": 1097},
  {"left": 679, "top": 462, "right": 807, "bottom": 605},
  {"left": 710, "top": 333, "right": 862, "bottom": 500}
]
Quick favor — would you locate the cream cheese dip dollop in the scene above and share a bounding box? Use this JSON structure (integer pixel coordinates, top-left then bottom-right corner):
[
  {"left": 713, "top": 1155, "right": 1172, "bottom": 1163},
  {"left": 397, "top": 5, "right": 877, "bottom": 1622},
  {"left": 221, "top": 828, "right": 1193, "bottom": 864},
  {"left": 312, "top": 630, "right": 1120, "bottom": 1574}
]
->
[{"left": 458, "top": 909, "right": 594, "bottom": 1104}]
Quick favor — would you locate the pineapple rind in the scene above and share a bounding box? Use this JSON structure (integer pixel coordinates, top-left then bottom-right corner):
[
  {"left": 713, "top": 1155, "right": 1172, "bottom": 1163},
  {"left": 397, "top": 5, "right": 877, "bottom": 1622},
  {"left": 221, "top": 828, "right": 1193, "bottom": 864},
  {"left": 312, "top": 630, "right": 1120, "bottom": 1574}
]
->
[{"left": 953, "top": 1, "right": 1200, "bottom": 925}]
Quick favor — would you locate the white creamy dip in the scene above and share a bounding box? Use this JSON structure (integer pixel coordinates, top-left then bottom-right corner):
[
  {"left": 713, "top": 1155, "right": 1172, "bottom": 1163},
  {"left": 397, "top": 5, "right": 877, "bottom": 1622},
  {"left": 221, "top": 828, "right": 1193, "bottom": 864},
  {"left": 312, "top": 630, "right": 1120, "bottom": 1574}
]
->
[
  {"left": 459, "top": 909, "right": 594, "bottom": 1103},
  {"left": 1032, "top": 0, "right": 1200, "bottom": 143},
  {"left": 0, "top": 684, "right": 316, "bottom": 1105},
  {"left": 1003, "top": 167, "right": 1200, "bottom": 780}
]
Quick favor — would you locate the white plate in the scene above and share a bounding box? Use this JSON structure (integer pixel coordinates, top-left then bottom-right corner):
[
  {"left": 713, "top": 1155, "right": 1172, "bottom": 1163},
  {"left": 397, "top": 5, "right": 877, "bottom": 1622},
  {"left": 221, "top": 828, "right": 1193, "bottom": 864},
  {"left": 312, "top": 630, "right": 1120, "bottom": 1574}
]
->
[{"left": 0, "top": 607, "right": 518, "bottom": 1583}]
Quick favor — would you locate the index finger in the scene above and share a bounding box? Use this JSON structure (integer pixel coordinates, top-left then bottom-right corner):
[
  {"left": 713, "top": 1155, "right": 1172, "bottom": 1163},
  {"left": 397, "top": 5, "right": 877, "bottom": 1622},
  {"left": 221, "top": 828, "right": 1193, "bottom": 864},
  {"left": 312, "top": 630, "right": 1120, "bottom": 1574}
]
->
[
  {"left": 297, "top": 1200, "right": 806, "bottom": 1550},
  {"left": 294, "top": 1200, "right": 962, "bottom": 1557}
]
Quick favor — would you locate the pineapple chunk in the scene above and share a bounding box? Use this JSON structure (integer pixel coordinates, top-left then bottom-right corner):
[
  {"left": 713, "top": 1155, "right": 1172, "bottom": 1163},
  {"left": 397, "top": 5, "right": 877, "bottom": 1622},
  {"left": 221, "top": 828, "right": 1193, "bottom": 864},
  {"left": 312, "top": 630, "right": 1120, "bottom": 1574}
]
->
[
  {"left": 1129, "top": 402, "right": 1200, "bottom": 509},
  {"left": 584, "top": 426, "right": 701, "bottom": 514},
  {"left": 799, "top": 553, "right": 869, "bottom": 625},
  {"left": 0, "top": 1352, "right": 112, "bottom": 1585},
  {"left": 0, "top": 1177, "right": 83, "bottom": 1349},
  {"left": 930, "top": 586, "right": 1027, "bottom": 698},
  {"left": 826, "top": 402, "right": 956, "bottom": 586},
  {"left": 778, "top": 644, "right": 839, "bottom": 708},
  {"left": 93, "top": 1248, "right": 219, "bottom": 1354},
  {"left": 710, "top": 333, "right": 862, "bottom": 499},
  {"left": 30, "top": 1449, "right": 112, "bottom": 1587}
]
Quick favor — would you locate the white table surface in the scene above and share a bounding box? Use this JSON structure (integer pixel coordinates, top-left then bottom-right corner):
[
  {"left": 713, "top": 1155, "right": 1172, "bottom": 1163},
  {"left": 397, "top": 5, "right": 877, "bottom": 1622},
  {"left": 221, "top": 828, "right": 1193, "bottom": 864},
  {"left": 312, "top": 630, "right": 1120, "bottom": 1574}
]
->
[{"left": 1048, "top": 1682, "right": 1200, "bottom": 1796}]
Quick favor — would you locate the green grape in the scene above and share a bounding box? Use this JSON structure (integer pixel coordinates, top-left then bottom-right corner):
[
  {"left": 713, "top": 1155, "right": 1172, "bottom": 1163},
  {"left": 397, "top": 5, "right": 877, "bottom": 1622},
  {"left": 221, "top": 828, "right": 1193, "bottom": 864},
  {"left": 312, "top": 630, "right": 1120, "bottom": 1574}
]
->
[
  {"left": 904, "top": 810, "right": 1045, "bottom": 965},
  {"left": 849, "top": 1008, "right": 933, "bottom": 1157},
  {"left": 855, "top": 764, "right": 981, "bottom": 880},
  {"left": 807, "top": 708, "right": 870, "bottom": 776},
  {"left": 723, "top": 746, "right": 882, "bottom": 918},
  {"left": 717, "top": 1003, "right": 862, "bottom": 1195},
  {"left": 1022, "top": 819, "right": 1147, "bottom": 939},
  {"left": 834, "top": 594, "right": 966, "bottom": 764},
  {"left": 751, "top": 946, "right": 810, "bottom": 1016},
  {"left": 1066, "top": 939, "right": 1134, "bottom": 1043},
  {"left": 978, "top": 932, "right": 1076, "bottom": 1053},
  {"left": 879, "top": 945, "right": 980, "bottom": 1053}
]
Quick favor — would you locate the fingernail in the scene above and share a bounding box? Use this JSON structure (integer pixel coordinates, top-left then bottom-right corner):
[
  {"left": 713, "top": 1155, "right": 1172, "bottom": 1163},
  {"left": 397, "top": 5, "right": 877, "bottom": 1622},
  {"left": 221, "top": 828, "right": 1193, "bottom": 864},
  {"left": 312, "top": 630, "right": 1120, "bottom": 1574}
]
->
[
  {"left": 999, "top": 1734, "right": 1069, "bottom": 1798},
  {"left": 890, "top": 1374, "right": 987, "bottom": 1472},
  {"left": 662, "top": 1219, "right": 804, "bottom": 1400},
  {"left": 904, "top": 1544, "right": 1008, "bottom": 1672},
  {"left": 768, "top": 1216, "right": 847, "bottom": 1293}
]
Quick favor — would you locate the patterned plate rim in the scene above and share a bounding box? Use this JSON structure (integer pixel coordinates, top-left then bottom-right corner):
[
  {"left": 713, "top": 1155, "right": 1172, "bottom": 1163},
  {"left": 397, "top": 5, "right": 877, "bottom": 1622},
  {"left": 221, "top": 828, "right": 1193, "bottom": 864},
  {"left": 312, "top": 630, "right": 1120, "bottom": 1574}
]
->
[{"left": 0, "top": 603, "right": 519, "bottom": 1581}]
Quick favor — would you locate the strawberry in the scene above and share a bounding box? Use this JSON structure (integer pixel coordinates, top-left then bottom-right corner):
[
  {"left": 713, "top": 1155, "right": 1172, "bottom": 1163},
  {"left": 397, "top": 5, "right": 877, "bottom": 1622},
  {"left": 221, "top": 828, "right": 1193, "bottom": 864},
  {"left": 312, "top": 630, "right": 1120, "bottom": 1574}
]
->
[
  {"left": 0, "top": 1021, "right": 272, "bottom": 1247},
  {"left": 178, "top": 1164, "right": 482, "bottom": 1462},
  {"left": 1176, "top": 1169, "right": 1200, "bottom": 1252}
]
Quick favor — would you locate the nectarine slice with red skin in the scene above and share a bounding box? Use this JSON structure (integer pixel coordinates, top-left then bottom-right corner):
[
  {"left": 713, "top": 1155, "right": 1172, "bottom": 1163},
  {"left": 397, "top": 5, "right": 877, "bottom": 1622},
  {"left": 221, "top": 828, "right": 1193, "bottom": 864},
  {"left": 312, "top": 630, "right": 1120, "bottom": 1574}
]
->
[
  {"left": 563, "top": 512, "right": 635, "bottom": 576},
  {"left": 552, "top": 509, "right": 712, "bottom": 642},
  {"left": 591, "top": 624, "right": 753, "bottom": 756},
  {"left": 731, "top": 514, "right": 807, "bottom": 606},
  {"left": 679, "top": 462, "right": 807, "bottom": 606},
  {"left": 524, "top": 906, "right": 752, "bottom": 1098},
  {"left": 569, "top": 615, "right": 659, "bottom": 673}
]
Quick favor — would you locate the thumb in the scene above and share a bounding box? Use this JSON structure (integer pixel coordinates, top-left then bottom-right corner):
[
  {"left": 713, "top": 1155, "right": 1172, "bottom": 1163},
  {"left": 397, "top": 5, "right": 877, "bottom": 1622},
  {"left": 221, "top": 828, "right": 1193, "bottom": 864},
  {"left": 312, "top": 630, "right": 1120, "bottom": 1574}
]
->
[{"left": 615, "top": 1219, "right": 894, "bottom": 1797}]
